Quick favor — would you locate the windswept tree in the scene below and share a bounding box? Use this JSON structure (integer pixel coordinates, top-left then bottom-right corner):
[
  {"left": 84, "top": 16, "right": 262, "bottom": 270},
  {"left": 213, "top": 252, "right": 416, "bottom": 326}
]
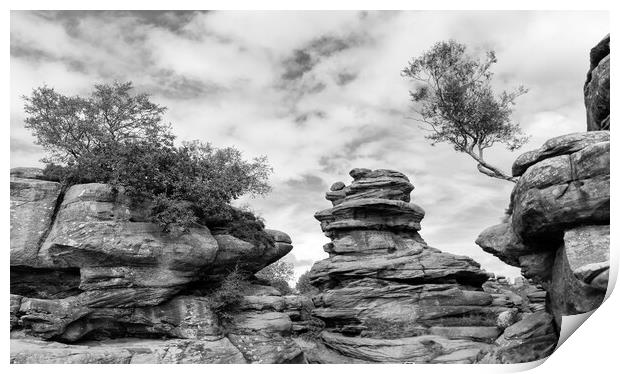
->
[
  {"left": 23, "top": 81, "right": 272, "bottom": 241},
  {"left": 402, "top": 40, "right": 529, "bottom": 182}
]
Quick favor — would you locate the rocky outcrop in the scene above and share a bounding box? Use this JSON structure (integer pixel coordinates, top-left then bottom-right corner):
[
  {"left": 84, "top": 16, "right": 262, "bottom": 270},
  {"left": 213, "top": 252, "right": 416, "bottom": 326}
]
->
[
  {"left": 208, "top": 230, "right": 292, "bottom": 280},
  {"left": 548, "top": 226, "right": 609, "bottom": 324},
  {"left": 304, "top": 168, "right": 557, "bottom": 363},
  {"left": 479, "top": 130, "right": 610, "bottom": 291},
  {"left": 10, "top": 173, "right": 63, "bottom": 268},
  {"left": 477, "top": 133, "right": 610, "bottom": 326},
  {"left": 476, "top": 36, "right": 610, "bottom": 330},
  {"left": 480, "top": 312, "right": 557, "bottom": 364},
  {"left": 10, "top": 337, "right": 248, "bottom": 364},
  {"left": 11, "top": 284, "right": 311, "bottom": 364},
  {"left": 584, "top": 34, "right": 610, "bottom": 131},
  {"left": 510, "top": 132, "right": 609, "bottom": 246},
  {"left": 10, "top": 168, "right": 306, "bottom": 364}
]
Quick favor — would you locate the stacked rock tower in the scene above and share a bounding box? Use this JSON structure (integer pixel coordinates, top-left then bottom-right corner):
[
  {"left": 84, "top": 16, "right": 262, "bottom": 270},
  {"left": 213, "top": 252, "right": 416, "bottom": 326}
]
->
[{"left": 306, "top": 169, "right": 557, "bottom": 363}]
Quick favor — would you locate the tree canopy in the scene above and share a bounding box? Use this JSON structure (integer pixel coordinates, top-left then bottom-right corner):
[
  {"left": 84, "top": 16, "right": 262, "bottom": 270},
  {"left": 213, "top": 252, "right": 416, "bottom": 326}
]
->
[
  {"left": 402, "top": 40, "right": 529, "bottom": 182},
  {"left": 23, "top": 82, "right": 272, "bottom": 240},
  {"left": 256, "top": 260, "right": 295, "bottom": 295},
  {"left": 24, "top": 82, "right": 171, "bottom": 164}
]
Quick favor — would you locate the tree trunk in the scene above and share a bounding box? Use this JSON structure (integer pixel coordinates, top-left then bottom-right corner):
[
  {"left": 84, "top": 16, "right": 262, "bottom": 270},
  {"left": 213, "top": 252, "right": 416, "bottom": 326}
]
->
[{"left": 465, "top": 150, "right": 518, "bottom": 183}]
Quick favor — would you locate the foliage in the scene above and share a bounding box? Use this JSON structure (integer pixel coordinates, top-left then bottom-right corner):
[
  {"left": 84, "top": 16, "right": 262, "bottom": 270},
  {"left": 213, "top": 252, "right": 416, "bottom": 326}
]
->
[
  {"left": 295, "top": 270, "right": 318, "bottom": 295},
  {"left": 23, "top": 82, "right": 272, "bottom": 238},
  {"left": 151, "top": 196, "right": 199, "bottom": 236},
  {"left": 256, "top": 260, "right": 294, "bottom": 295},
  {"left": 268, "top": 278, "right": 294, "bottom": 295},
  {"left": 210, "top": 268, "right": 251, "bottom": 322},
  {"left": 208, "top": 205, "right": 274, "bottom": 249},
  {"left": 24, "top": 82, "right": 171, "bottom": 165},
  {"left": 402, "top": 40, "right": 529, "bottom": 182}
]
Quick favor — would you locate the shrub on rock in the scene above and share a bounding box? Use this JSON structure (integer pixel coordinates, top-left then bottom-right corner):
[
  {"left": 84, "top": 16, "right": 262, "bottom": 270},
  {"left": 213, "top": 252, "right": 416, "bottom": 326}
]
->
[{"left": 23, "top": 82, "right": 272, "bottom": 245}]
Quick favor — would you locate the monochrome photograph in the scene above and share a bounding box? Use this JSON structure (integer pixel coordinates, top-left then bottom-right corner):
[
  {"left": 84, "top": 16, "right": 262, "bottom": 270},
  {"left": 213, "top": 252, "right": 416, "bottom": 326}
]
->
[{"left": 9, "top": 8, "right": 611, "bottom": 364}]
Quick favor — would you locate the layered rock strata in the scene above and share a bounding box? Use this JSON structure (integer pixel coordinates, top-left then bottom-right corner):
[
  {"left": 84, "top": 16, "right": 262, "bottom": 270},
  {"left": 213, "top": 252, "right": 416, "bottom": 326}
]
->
[
  {"left": 477, "top": 35, "right": 610, "bottom": 329},
  {"left": 11, "top": 283, "right": 310, "bottom": 364},
  {"left": 477, "top": 132, "right": 610, "bottom": 325},
  {"left": 10, "top": 168, "right": 307, "bottom": 364},
  {"left": 305, "top": 168, "right": 557, "bottom": 363}
]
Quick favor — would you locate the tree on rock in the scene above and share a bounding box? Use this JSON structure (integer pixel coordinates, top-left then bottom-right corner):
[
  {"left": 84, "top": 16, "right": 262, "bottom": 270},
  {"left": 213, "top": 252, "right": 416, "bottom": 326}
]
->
[
  {"left": 402, "top": 40, "right": 529, "bottom": 183},
  {"left": 23, "top": 81, "right": 272, "bottom": 239},
  {"left": 24, "top": 82, "right": 173, "bottom": 165}
]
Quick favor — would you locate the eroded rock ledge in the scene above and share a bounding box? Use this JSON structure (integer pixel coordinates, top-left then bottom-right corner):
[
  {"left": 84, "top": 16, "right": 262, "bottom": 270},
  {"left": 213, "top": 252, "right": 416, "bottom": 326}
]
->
[
  {"left": 477, "top": 35, "right": 610, "bottom": 330},
  {"left": 10, "top": 169, "right": 309, "bottom": 364},
  {"left": 302, "top": 168, "right": 557, "bottom": 363},
  {"left": 476, "top": 131, "right": 610, "bottom": 326}
]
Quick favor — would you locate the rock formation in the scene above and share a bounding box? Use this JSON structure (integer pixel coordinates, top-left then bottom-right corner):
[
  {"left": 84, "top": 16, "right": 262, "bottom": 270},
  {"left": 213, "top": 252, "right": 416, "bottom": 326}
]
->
[
  {"left": 477, "top": 132, "right": 610, "bottom": 326},
  {"left": 477, "top": 35, "right": 610, "bottom": 329},
  {"left": 10, "top": 168, "right": 309, "bottom": 364},
  {"left": 303, "top": 168, "right": 557, "bottom": 363},
  {"left": 584, "top": 34, "right": 610, "bottom": 131},
  {"left": 11, "top": 34, "right": 608, "bottom": 366}
]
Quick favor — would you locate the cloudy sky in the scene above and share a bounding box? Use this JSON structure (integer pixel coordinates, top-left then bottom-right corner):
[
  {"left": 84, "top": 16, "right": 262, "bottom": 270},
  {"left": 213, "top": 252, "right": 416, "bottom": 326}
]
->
[{"left": 10, "top": 10, "right": 609, "bottom": 281}]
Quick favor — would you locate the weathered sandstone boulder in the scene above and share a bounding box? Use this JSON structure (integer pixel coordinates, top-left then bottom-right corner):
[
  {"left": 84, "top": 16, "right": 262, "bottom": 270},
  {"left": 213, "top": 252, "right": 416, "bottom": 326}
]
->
[
  {"left": 223, "top": 285, "right": 311, "bottom": 363},
  {"left": 37, "top": 183, "right": 221, "bottom": 307},
  {"left": 306, "top": 168, "right": 556, "bottom": 363},
  {"left": 10, "top": 168, "right": 302, "bottom": 364},
  {"left": 10, "top": 171, "right": 294, "bottom": 304},
  {"left": 476, "top": 223, "right": 529, "bottom": 268},
  {"left": 482, "top": 277, "right": 547, "bottom": 314},
  {"left": 10, "top": 337, "right": 248, "bottom": 364},
  {"left": 584, "top": 34, "right": 610, "bottom": 131},
  {"left": 476, "top": 36, "right": 610, "bottom": 336},
  {"left": 476, "top": 140, "right": 610, "bottom": 325},
  {"left": 318, "top": 331, "right": 491, "bottom": 363},
  {"left": 481, "top": 312, "right": 557, "bottom": 363},
  {"left": 208, "top": 230, "right": 292, "bottom": 280},
  {"left": 326, "top": 168, "right": 414, "bottom": 206},
  {"left": 547, "top": 225, "right": 609, "bottom": 325},
  {"left": 478, "top": 135, "right": 609, "bottom": 325},
  {"left": 11, "top": 283, "right": 311, "bottom": 363},
  {"left": 511, "top": 131, "right": 609, "bottom": 177},
  {"left": 10, "top": 176, "right": 62, "bottom": 267},
  {"left": 511, "top": 136, "right": 609, "bottom": 244}
]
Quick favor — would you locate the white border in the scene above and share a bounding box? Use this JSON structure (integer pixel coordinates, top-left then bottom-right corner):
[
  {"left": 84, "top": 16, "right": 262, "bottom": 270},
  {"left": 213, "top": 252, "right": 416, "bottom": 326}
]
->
[{"left": 3, "top": 2, "right": 617, "bottom": 373}]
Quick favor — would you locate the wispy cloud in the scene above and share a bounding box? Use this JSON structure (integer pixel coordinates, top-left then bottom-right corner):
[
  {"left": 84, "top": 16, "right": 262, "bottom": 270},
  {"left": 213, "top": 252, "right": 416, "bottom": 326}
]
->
[{"left": 10, "top": 10, "right": 609, "bottom": 280}]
